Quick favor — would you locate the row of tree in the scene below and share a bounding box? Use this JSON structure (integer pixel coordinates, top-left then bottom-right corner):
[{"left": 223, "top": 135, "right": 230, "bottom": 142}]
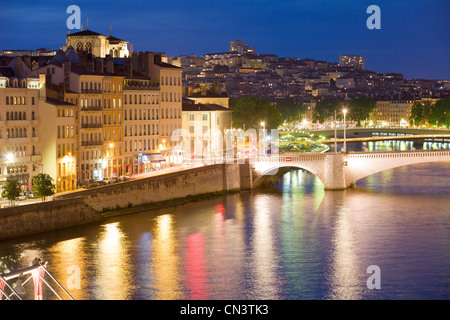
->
[
  {"left": 312, "top": 97, "right": 376, "bottom": 126},
  {"left": 409, "top": 98, "right": 450, "bottom": 127},
  {"left": 230, "top": 96, "right": 377, "bottom": 129},
  {"left": 1, "top": 173, "right": 55, "bottom": 206}
]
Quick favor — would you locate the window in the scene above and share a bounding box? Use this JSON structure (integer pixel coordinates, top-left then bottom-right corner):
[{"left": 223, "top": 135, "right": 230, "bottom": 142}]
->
[
  {"left": 202, "top": 114, "right": 208, "bottom": 121},
  {"left": 189, "top": 114, "right": 194, "bottom": 121},
  {"left": 189, "top": 126, "right": 194, "bottom": 134}
]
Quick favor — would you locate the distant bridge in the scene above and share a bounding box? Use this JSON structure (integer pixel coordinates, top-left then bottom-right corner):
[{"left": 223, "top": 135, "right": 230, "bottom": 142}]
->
[
  {"left": 322, "top": 134, "right": 450, "bottom": 144},
  {"left": 251, "top": 150, "right": 450, "bottom": 190}
]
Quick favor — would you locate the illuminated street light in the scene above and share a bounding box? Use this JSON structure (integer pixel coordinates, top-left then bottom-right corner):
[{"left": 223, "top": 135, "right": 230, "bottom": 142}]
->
[
  {"left": 343, "top": 108, "right": 348, "bottom": 153},
  {"left": 6, "top": 153, "right": 14, "bottom": 163}
]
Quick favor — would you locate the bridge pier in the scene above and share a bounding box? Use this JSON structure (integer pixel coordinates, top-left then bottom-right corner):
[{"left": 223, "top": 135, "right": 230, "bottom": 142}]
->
[{"left": 323, "top": 154, "right": 353, "bottom": 190}]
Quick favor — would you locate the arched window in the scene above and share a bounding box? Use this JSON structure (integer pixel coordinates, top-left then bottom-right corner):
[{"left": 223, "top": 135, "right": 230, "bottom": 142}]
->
[
  {"left": 76, "top": 42, "right": 83, "bottom": 52},
  {"left": 85, "top": 42, "right": 92, "bottom": 53}
]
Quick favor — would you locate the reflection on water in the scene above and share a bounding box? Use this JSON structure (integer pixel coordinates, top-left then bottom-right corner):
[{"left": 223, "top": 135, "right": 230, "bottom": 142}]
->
[
  {"left": 153, "top": 214, "right": 182, "bottom": 300},
  {"left": 0, "top": 162, "right": 449, "bottom": 300}
]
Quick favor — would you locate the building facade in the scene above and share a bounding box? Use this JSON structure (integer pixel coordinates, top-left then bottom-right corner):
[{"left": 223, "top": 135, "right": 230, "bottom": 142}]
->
[
  {"left": 123, "top": 75, "right": 162, "bottom": 174},
  {"left": 64, "top": 29, "right": 129, "bottom": 58},
  {"left": 0, "top": 66, "right": 43, "bottom": 192}
]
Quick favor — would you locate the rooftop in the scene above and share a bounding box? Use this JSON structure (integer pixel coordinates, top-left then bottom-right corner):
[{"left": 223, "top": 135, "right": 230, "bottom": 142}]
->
[{"left": 182, "top": 103, "right": 231, "bottom": 112}]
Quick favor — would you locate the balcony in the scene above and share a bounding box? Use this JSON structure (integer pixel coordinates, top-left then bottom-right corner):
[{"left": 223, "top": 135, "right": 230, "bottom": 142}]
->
[
  {"left": 81, "top": 140, "right": 103, "bottom": 147},
  {"left": 80, "top": 106, "right": 102, "bottom": 112},
  {"left": 81, "top": 89, "right": 102, "bottom": 94},
  {"left": 81, "top": 123, "right": 103, "bottom": 129}
]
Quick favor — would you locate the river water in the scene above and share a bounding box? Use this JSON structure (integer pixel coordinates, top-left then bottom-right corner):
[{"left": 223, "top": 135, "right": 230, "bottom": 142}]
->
[{"left": 0, "top": 141, "right": 449, "bottom": 300}]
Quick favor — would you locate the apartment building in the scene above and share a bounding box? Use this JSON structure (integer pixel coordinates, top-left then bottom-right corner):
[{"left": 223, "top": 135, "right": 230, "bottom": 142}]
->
[
  {"left": 39, "top": 96, "right": 77, "bottom": 193},
  {"left": 373, "top": 100, "right": 414, "bottom": 127},
  {"left": 0, "top": 63, "right": 43, "bottom": 191},
  {"left": 102, "top": 73, "right": 124, "bottom": 179},
  {"left": 182, "top": 102, "right": 232, "bottom": 157},
  {"left": 338, "top": 54, "right": 365, "bottom": 71},
  {"left": 123, "top": 74, "right": 162, "bottom": 174}
]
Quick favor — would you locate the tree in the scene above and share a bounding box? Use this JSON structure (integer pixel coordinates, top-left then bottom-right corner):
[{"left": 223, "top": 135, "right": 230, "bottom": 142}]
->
[
  {"left": 32, "top": 173, "right": 56, "bottom": 202},
  {"left": 429, "top": 98, "right": 450, "bottom": 128},
  {"left": 312, "top": 98, "right": 342, "bottom": 124},
  {"left": 231, "top": 96, "right": 282, "bottom": 130},
  {"left": 1, "top": 179, "right": 21, "bottom": 207},
  {"left": 347, "top": 97, "right": 376, "bottom": 127},
  {"left": 276, "top": 99, "right": 306, "bottom": 124},
  {"left": 409, "top": 101, "right": 432, "bottom": 126}
]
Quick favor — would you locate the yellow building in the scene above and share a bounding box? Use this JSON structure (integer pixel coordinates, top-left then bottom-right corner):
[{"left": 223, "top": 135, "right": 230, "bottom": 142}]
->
[
  {"left": 373, "top": 100, "right": 414, "bottom": 127},
  {"left": 145, "top": 53, "right": 183, "bottom": 164},
  {"left": 123, "top": 74, "right": 162, "bottom": 175},
  {"left": 182, "top": 102, "right": 232, "bottom": 157},
  {"left": 102, "top": 74, "right": 124, "bottom": 179},
  {"left": 0, "top": 64, "right": 43, "bottom": 192},
  {"left": 64, "top": 29, "right": 129, "bottom": 58},
  {"left": 39, "top": 97, "right": 77, "bottom": 193}
]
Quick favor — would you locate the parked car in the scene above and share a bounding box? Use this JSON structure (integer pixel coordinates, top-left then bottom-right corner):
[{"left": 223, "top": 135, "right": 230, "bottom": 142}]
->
[
  {"left": 17, "top": 194, "right": 27, "bottom": 201},
  {"left": 27, "top": 193, "right": 36, "bottom": 199},
  {"left": 81, "top": 179, "right": 100, "bottom": 188},
  {"left": 102, "top": 178, "right": 114, "bottom": 184}
]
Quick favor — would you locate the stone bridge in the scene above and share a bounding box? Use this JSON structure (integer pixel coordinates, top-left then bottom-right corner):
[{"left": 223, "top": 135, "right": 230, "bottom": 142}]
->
[{"left": 251, "top": 150, "right": 450, "bottom": 190}]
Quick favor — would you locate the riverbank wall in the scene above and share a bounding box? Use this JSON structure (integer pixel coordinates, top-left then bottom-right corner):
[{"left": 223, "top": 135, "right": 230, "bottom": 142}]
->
[{"left": 0, "top": 163, "right": 252, "bottom": 241}]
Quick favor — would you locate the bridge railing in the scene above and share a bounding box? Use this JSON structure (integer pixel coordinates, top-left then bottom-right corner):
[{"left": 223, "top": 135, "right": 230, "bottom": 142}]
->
[
  {"left": 346, "top": 149, "right": 450, "bottom": 159},
  {"left": 253, "top": 153, "right": 327, "bottom": 163}
]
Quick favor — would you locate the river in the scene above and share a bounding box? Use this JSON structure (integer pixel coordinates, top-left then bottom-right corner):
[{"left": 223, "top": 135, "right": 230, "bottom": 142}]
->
[{"left": 0, "top": 141, "right": 449, "bottom": 300}]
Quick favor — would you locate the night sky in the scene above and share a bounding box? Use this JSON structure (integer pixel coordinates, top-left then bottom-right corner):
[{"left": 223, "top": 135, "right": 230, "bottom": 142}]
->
[{"left": 1, "top": 0, "right": 449, "bottom": 79}]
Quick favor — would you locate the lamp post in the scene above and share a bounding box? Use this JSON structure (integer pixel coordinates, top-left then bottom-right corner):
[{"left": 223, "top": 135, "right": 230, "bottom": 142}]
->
[
  {"left": 343, "top": 108, "right": 348, "bottom": 153},
  {"left": 260, "top": 121, "right": 265, "bottom": 155},
  {"left": 108, "top": 143, "right": 114, "bottom": 179}
]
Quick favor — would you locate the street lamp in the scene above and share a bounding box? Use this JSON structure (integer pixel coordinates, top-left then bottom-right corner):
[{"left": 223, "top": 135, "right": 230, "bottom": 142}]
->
[
  {"left": 260, "top": 122, "right": 266, "bottom": 155},
  {"left": 342, "top": 108, "right": 348, "bottom": 153},
  {"left": 108, "top": 143, "right": 114, "bottom": 179}
]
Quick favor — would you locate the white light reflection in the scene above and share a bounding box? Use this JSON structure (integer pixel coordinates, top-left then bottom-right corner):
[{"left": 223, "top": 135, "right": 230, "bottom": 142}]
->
[
  {"left": 251, "top": 195, "right": 280, "bottom": 299},
  {"left": 328, "top": 205, "right": 362, "bottom": 300},
  {"left": 93, "top": 222, "right": 134, "bottom": 299},
  {"left": 47, "top": 237, "right": 86, "bottom": 300},
  {"left": 152, "top": 214, "right": 182, "bottom": 299}
]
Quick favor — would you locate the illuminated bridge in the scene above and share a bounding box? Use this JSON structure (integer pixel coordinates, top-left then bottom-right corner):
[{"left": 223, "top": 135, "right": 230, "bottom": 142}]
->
[{"left": 251, "top": 150, "right": 450, "bottom": 190}]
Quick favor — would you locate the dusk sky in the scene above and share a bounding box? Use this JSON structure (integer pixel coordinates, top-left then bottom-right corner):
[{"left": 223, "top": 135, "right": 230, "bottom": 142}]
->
[{"left": 1, "top": 0, "right": 449, "bottom": 79}]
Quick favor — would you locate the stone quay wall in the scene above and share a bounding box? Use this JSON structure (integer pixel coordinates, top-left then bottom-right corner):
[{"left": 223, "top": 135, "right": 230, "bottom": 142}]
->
[{"left": 0, "top": 163, "right": 252, "bottom": 241}]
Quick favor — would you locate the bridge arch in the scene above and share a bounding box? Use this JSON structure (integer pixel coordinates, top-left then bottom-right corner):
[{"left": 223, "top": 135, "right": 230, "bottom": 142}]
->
[
  {"left": 252, "top": 162, "right": 325, "bottom": 188},
  {"left": 250, "top": 150, "right": 450, "bottom": 190},
  {"left": 345, "top": 150, "right": 450, "bottom": 186}
]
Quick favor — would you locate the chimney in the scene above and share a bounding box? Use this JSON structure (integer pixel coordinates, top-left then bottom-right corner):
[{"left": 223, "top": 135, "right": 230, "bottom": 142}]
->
[
  {"left": 95, "top": 57, "right": 104, "bottom": 73},
  {"left": 86, "top": 58, "right": 95, "bottom": 72},
  {"left": 154, "top": 53, "right": 163, "bottom": 65},
  {"left": 105, "top": 57, "right": 114, "bottom": 74},
  {"left": 124, "top": 56, "right": 132, "bottom": 76},
  {"left": 143, "top": 51, "right": 154, "bottom": 78},
  {"left": 132, "top": 52, "right": 139, "bottom": 74}
]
